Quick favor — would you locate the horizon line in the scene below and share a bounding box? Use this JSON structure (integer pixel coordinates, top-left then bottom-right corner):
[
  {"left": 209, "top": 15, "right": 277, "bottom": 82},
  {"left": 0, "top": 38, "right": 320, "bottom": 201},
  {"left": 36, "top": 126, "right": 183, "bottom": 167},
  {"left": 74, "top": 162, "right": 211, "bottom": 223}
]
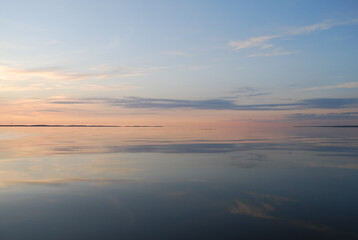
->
[
  {"left": 294, "top": 125, "right": 358, "bottom": 128},
  {"left": 0, "top": 125, "right": 164, "bottom": 128}
]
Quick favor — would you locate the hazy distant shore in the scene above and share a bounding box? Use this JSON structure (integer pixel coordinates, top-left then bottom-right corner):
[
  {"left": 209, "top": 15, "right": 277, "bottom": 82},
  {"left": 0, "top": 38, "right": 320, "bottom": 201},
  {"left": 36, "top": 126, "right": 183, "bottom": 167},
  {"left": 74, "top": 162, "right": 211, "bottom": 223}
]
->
[
  {"left": 0, "top": 125, "right": 164, "bottom": 128},
  {"left": 295, "top": 126, "right": 358, "bottom": 128}
]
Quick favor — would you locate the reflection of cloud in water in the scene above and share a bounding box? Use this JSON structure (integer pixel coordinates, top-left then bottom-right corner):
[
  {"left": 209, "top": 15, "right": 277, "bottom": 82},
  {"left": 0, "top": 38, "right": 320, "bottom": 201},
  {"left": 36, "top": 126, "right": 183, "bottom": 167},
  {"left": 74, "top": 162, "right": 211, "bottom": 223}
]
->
[
  {"left": 2, "top": 137, "right": 357, "bottom": 172},
  {"left": 230, "top": 200, "right": 277, "bottom": 219},
  {"left": 2, "top": 127, "right": 357, "bottom": 157},
  {"left": 46, "top": 140, "right": 358, "bottom": 170},
  {"left": 230, "top": 193, "right": 358, "bottom": 238},
  {"left": 48, "top": 141, "right": 358, "bottom": 157},
  {"left": 3, "top": 177, "right": 137, "bottom": 187}
]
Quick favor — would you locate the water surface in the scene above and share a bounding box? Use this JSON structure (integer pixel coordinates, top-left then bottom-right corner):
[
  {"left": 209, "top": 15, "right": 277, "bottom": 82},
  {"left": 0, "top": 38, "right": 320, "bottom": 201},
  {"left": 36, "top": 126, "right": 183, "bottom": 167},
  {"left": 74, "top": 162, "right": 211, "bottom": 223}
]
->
[{"left": 0, "top": 126, "right": 357, "bottom": 239}]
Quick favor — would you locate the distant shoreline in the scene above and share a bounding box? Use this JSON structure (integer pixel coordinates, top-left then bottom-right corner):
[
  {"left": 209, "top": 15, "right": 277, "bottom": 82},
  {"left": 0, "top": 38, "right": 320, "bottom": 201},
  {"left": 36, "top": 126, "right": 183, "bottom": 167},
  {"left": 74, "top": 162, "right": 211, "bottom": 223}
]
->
[
  {"left": 0, "top": 125, "right": 164, "bottom": 128},
  {"left": 295, "top": 125, "right": 358, "bottom": 128}
]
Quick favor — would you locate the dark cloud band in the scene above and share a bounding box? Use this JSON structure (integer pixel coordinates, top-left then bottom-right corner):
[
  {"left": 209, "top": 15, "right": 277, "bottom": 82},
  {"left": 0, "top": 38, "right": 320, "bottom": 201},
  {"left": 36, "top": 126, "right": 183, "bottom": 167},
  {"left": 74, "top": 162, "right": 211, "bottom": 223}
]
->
[{"left": 50, "top": 97, "right": 358, "bottom": 111}]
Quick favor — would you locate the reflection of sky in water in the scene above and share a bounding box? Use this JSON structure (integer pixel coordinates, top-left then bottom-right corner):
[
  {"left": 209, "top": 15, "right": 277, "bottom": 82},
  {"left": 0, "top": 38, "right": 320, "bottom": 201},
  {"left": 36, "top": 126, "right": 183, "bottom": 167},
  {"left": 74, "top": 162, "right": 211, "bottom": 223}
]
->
[{"left": 0, "top": 127, "right": 357, "bottom": 239}]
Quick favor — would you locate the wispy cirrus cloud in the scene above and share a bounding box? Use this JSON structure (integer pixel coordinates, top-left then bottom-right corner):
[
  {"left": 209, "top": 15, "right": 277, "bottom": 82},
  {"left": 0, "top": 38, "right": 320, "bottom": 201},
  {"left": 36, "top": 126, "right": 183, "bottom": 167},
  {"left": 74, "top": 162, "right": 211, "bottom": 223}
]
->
[
  {"left": 0, "top": 65, "right": 141, "bottom": 92},
  {"left": 229, "top": 35, "right": 278, "bottom": 51},
  {"left": 305, "top": 81, "right": 358, "bottom": 91},
  {"left": 0, "top": 81, "right": 137, "bottom": 92},
  {"left": 229, "top": 19, "right": 358, "bottom": 57},
  {"left": 288, "top": 19, "right": 358, "bottom": 35},
  {"left": 231, "top": 87, "right": 258, "bottom": 94},
  {"left": 229, "top": 87, "right": 272, "bottom": 98},
  {"left": 248, "top": 49, "right": 299, "bottom": 57},
  {"left": 83, "top": 83, "right": 138, "bottom": 91},
  {"left": 0, "top": 83, "right": 49, "bottom": 91},
  {"left": 0, "top": 64, "right": 172, "bottom": 83},
  {"left": 0, "top": 65, "right": 92, "bottom": 81}
]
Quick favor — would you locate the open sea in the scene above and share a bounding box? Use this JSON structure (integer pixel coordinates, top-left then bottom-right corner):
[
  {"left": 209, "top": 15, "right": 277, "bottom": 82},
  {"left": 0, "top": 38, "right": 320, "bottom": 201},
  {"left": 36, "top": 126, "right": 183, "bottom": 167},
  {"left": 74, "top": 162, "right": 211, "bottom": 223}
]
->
[{"left": 0, "top": 126, "right": 357, "bottom": 239}]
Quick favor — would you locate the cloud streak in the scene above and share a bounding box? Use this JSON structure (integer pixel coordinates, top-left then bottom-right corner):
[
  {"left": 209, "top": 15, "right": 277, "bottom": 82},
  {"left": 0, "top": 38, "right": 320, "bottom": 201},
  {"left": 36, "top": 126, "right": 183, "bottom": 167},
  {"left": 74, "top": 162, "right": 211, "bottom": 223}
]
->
[
  {"left": 0, "top": 64, "right": 171, "bottom": 82},
  {"left": 248, "top": 50, "right": 299, "bottom": 57},
  {"left": 0, "top": 65, "right": 92, "bottom": 81},
  {"left": 229, "top": 35, "right": 278, "bottom": 51},
  {"left": 229, "top": 19, "right": 358, "bottom": 56},
  {"left": 288, "top": 19, "right": 358, "bottom": 35},
  {"left": 305, "top": 81, "right": 358, "bottom": 91},
  {"left": 285, "top": 112, "right": 358, "bottom": 121},
  {"left": 50, "top": 97, "right": 358, "bottom": 111}
]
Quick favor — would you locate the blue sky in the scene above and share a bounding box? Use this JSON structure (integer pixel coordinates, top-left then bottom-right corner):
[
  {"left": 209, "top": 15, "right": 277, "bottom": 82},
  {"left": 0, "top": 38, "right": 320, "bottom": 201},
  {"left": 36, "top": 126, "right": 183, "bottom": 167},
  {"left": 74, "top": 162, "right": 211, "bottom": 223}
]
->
[{"left": 1, "top": 0, "right": 358, "bottom": 125}]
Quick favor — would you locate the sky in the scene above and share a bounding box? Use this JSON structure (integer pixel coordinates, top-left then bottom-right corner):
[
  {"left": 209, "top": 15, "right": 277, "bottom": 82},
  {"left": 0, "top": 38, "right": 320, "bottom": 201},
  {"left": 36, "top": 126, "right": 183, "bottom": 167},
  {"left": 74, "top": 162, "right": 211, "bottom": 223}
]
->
[{"left": 1, "top": 0, "right": 358, "bottom": 126}]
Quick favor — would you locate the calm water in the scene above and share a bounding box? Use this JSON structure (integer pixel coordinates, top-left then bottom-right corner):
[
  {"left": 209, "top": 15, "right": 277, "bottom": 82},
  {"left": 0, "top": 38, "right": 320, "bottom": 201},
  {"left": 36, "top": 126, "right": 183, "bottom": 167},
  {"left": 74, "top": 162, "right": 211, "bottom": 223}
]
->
[{"left": 0, "top": 126, "right": 357, "bottom": 239}]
